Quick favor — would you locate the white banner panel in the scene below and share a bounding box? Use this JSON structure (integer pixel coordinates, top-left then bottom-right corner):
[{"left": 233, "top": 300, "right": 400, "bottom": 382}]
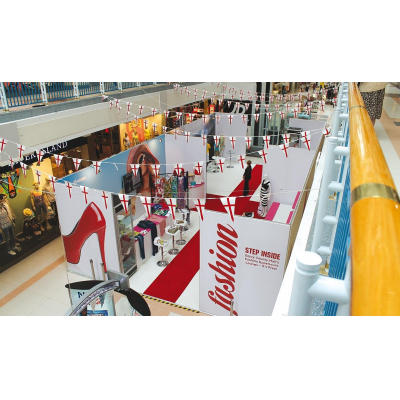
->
[
  {"left": 215, "top": 112, "right": 247, "bottom": 158},
  {"left": 55, "top": 183, "right": 120, "bottom": 279},
  {"left": 288, "top": 118, "right": 325, "bottom": 150},
  {"left": 200, "top": 210, "right": 290, "bottom": 316}
]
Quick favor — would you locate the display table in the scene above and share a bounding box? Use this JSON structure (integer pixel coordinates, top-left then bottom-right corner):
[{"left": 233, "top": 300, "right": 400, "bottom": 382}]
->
[
  {"left": 154, "top": 237, "right": 169, "bottom": 267},
  {"left": 175, "top": 218, "right": 187, "bottom": 246},
  {"left": 165, "top": 225, "right": 180, "bottom": 255}
]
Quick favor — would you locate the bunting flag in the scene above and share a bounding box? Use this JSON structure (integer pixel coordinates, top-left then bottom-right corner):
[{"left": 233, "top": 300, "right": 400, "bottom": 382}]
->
[
  {"left": 275, "top": 104, "right": 280, "bottom": 111},
  {"left": 258, "top": 149, "right": 268, "bottom": 164},
  {"left": 194, "top": 161, "right": 203, "bottom": 175},
  {"left": 81, "top": 186, "right": 89, "bottom": 205},
  {"left": 255, "top": 104, "right": 260, "bottom": 112},
  {"left": 140, "top": 196, "right": 152, "bottom": 218},
  {"left": 221, "top": 197, "right": 236, "bottom": 222},
  {"left": 102, "top": 95, "right": 107, "bottom": 101},
  {"left": 126, "top": 111, "right": 130, "bottom": 120},
  {"left": 0, "top": 137, "right": 7, "bottom": 153},
  {"left": 152, "top": 123, "right": 157, "bottom": 133},
  {"left": 245, "top": 103, "right": 250, "bottom": 111},
  {"left": 279, "top": 111, "right": 285, "bottom": 119},
  {"left": 130, "top": 164, "right": 140, "bottom": 177},
  {"left": 229, "top": 136, "right": 236, "bottom": 149},
  {"left": 213, "top": 135, "right": 220, "bottom": 147},
  {"left": 126, "top": 102, "right": 131, "bottom": 112},
  {"left": 174, "top": 163, "right": 183, "bottom": 175},
  {"left": 138, "top": 105, "right": 144, "bottom": 115},
  {"left": 37, "top": 150, "right": 44, "bottom": 164},
  {"left": 293, "top": 109, "right": 298, "bottom": 118},
  {"left": 117, "top": 105, "right": 121, "bottom": 115},
  {"left": 66, "top": 181, "right": 73, "bottom": 198},
  {"left": 263, "top": 135, "right": 271, "bottom": 149},
  {"left": 253, "top": 114, "right": 259, "bottom": 123},
  {"left": 222, "top": 93, "right": 225, "bottom": 100},
  {"left": 72, "top": 158, "right": 81, "bottom": 171},
  {"left": 240, "top": 94, "right": 244, "bottom": 101},
  {"left": 176, "top": 111, "right": 183, "bottom": 119},
  {"left": 187, "top": 90, "right": 191, "bottom": 97},
  {"left": 34, "top": 169, "right": 41, "bottom": 183},
  {"left": 109, "top": 100, "right": 114, "bottom": 110},
  {"left": 202, "top": 134, "right": 207, "bottom": 146},
  {"left": 282, "top": 133, "right": 290, "bottom": 144},
  {"left": 216, "top": 115, "right": 221, "bottom": 124},
  {"left": 241, "top": 114, "right": 247, "bottom": 124},
  {"left": 151, "top": 108, "right": 157, "bottom": 117},
  {"left": 164, "top": 110, "right": 170, "bottom": 119},
  {"left": 162, "top": 126, "right": 168, "bottom": 134},
  {"left": 286, "top": 104, "right": 291, "bottom": 112},
  {"left": 301, "top": 131, "right": 311, "bottom": 151},
  {"left": 93, "top": 161, "right": 101, "bottom": 175},
  {"left": 134, "top": 115, "right": 139, "bottom": 124},
  {"left": 265, "top": 103, "right": 269, "bottom": 111},
  {"left": 298, "top": 93, "right": 302, "bottom": 100},
  {"left": 217, "top": 157, "right": 225, "bottom": 173},
  {"left": 324, "top": 127, "right": 331, "bottom": 136},
  {"left": 119, "top": 194, "right": 131, "bottom": 214},
  {"left": 296, "top": 103, "right": 301, "bottom": 111},
  {"left": 17, "top": 144, "right": 26, "bottom": 158},
  {"left": 228, "top": 101, "right": 231, "bottom": 107},
  {"left": 115, "top": 99, "right": 120, "bottom": 109},
  {"left": 321, "top": 102, "right": 325, "bottom": 111},
  {"left": 267, "top": 112, "right": 273, "bottom": 121},
  {"left": 246, "top": 137, "right": 252, "bottom": 149},
  {"left": 144, "top": 119, "right": 148, "bottom": 129},
  {"left": 184, "top": 131, "right": 190, "bottom": 143},
  {"left": 260, "top": 94, "right": 265, "bottom": 102},
  {"left": 166, "top": 197, "right": 177, "bottom": 219},
  {"left": 228, "top": 115, "right": 233, "bottom": 124},
  {"left": 202, "top": 114, "right": 208, "bottom": 124},
  {"left": 219, "top": 99, "right": 224, "bottom": 107},
  {"left": 189, "top": 113, "right": 194, "bottom": 122},
  {"left": 102, "top": 191, "right": 109, "bottom": 209},
  {"left": 194, "top": 198, "right": 206, "bottom": 221},
  {"left": 280, "top": 143, "right": 289, "bottom": 158},
  {"left": 238, "top": 154, "right": 246, "bottom": 169},
  {"left": 152, "top": 164, "right": 160, "bottom": 178},
  {"left": 20, "top": 162, "right": 27, "bottom": 178},
  {"left": 174, "top": 129, "right": 179, "bottom": 140},
  {"left": 269, "top": 95, "right": 274, "bottom": 102}
]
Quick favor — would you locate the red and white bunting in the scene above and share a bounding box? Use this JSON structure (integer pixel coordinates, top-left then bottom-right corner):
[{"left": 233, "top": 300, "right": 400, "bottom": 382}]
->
[
  {"left": 119, "top": 194, "right": 131, "bottom": 214},
  {"left": 174, "top": 163, "right": 183, "bottom": 175},
  {"left": 213, "top": 135, "right": 220, "bottom": 147},
  {"left": 164, "top": 110, "right": 170, "bottom": 119},
  {"left": 184, "top": 131, "right": 190, "bottom": 143},
  {"left": 162, "top": 126, "right": 168, "bottom": 134},
  {"left": 117, "top": 105, "right": 121, "bottom": 115},
  {"left": 231, "top": 94, "right": 234, "bottom": 100},
  {"left": 194, "top": 93, "right": 198, "bottom": 100},
  {"left": 109, "top": 100, "right": 114, "bottom": 110},
  {"left": 253, "top": 114, "right": 259, "bottom": 123},
  {"left": 102, "top": 95, "right": 107, "bottom": 101},
  {"left": 279, "top": 111, "right": 285, "bottom": 119},
  {"left": 140, "top": 196, "right": 152, "bottom": 218},
  {"left": 49, "top": 175, "right": 56, "bottom": 191},
  {"left": 263, "top": 135, "right": 271, "bottom": 149},
  {"left": 298, "top": 93, "right": 302, "bottom": 100},
  {"left": 115, "top": 99, "right": 120, "bottom": 109},
  {"left": 166, "top": 197, "right": 176, "bottom": 219},
  {"left": 301, "top": 131, "right": 311, "bottom": 151},
  {"left": 180, "top": 88, "right": 184, "bottom": 95},
  {"left": 246, "top": 137, "right": 252, "bottom": 149},
  {"left": 130, "top": 164, "right": 140, "bottom": 177},
  {"left": 33, "top": 169, "right": 41, "bottom": 183},
  {"left": 293, "top": 109, "right": 298, "bottom": 118},
  {"left": 261, "top": 94, "right": 265, "bottom": 102},
  {"left": 202, "top": 114, "right": 208, "bottom": 124},
  {"left": 144, "top": 119, "right": 148, "bottom": 129},
  {"left": 81, "top": 186, "right": 89, "bottom": 205},
  {"left": 203, "top": 90, "right": 207, "bottom": 96},
  {"left": 37, "top": 150, "right": 44, "bottom": 164},
  {"left": 217, "top": 157, "right": 225, "bottom": 173},
  {"left": 152, "top": 164, "right": 160, "bottom": 178},
  {"left": 240, "top": 94, "right": 244, "bottom": 101},
  {"left": 138, "top": 105, "right": 144, "bottom": 115},
  {"left": 227, "top": 101, "right": 231, "bottom": 107},
  {"left": 188, "top": 113, "right": 194, "bottom": 122},
  {"left": 228, "top": 115, "right": 233, "bottom": 124},
  {"left": 217, "top": 83, "right": 221, "bottom": 88},
  {"left": 194, "top": 88, "right": 198, "bottom": 95},
  {"left": 65, "top": 181, "right": 73, "bottom": 198},
  {"left": 255, "top": 104, "right": 260, "bottom": 112},
  {"left": 72, "top": 158, "right": 81, "bottom": 171},
  {"left": 0, "top": 137, "right": 7, "bottom": 153},
  {"left": 93, "top": 161, "right": 101, "bottom": 175},
  {"left": 297, "top": 103, "right": 301, "bottom": 111},
  {"left": 126, "top": 111, "right": 130, "bottom": 120},
  {"left": 267, "top": 112, "right": 273, "bottom": 121},
  {"left": 241, "top": 114, "right": 247, "bottom": 124},
  {"left": 8, "top": 156, "right": 15, "bottom": 169},
  {"left": 174, "top": 129, "right": 179, "bottom": 140},
  {"left": 282, "top": 133, "right": 290, "bottom": 144},
  {"left": 306, "top": 107, "right": 311, "bottom": 115},
  {"left": 20, "top": 162, "right": 27, "bottom": 178},
  {"left": 286, "top": 104, "right": 291, "bottom": 112},
  {"left": 307, "top": 92, "right": 310, "bottom": 100},
  {"left": 152, "top": 123, "right": 157, "bottom": 133},
  {"left": 17, "top": 144, "right": 26, "bottom": 158},
  {"left": 222, "top": 93, "right": 226, "bottom": 100},
  {"left": 102, "top": 191, "right": 109, "bottom": 209},
  {"left": 280, "top": 143, "right": 289, "bottom": 158},
  {"left": 219, "top": 99, "right": 224, "bottom": 107},
  {"left": 211, "top": 96, "right": 215, "bottom": 103},
  {"left": 134, "top": 115, "right": 139, "bottom": 124},
  {"left": 151, "top": 108, "right": 156, "bottom": 117},
  {"left": 321, "top": 102, "right": 325, "bottom": 111},
  {"left": 269, "top": 95, "right": 274, "bottom": 102},
  {"left": 194, "top": 161, "right": 203, "bottom": 175},
  {"left": 194, "top": 198, "right": 206, "bottom": 221},
  {"left": 126, "top": 102, "right": 131, "bottom": 112},
  {"left": 202, "top": 134, "right": 207, "bottom": 146},
  {"left": 265, "top": 103, "right": 269, "bottom": 111},
  {"left": 176, "top": 112, "right": 182, "bottom": 119},
  {"left": 238, "top": 154, "right": 246, "bottom": 169},
  {"left": 221, "top": 197, "right": 236, "bottom": 222},
  {"left": 275, "top": 104, "right": 280, "bottom": 111},
  {"left": 324, "top": 127, "right": 331, "bottom": 136},
  {"left": 245, "top": 103, "right": 250, "bottom": 111},
  {"left": 216, "top": 115, "right": 221, "bottom": 124},
  {"left": 258, "top": 149, "right": 268, "bottom": 164},
  {"left": 187, "top": 90, "right": 191, "bottom": 97},
  {"left": 229, "top": 136, "right": 236, "bottom": 149}
]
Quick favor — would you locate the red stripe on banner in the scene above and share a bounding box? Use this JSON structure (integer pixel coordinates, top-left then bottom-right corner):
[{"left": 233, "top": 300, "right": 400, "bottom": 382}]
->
[
  {"left": 265, "top": 202, "right": 280, "bottom": 221},
  {"left": 292, "top": 191, "right": 301, "bottom": 209},
  {"left": 143, "top": 231, "right": 200, "bottom": 303},
  {"left": 286, "top": 211, "right": 293, "bottom": 224}
]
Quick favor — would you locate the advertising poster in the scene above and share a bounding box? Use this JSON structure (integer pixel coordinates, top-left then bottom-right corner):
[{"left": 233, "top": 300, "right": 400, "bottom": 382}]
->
[
  {"left": 199, "top": 210, "right": 290, "bottom": 316},
  {"left": 69, "top": 284, "right": 115, "bottom": 316}
]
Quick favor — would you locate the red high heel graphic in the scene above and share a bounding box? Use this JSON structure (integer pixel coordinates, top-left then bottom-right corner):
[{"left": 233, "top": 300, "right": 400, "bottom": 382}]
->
[{"left": 62, "top": 202, "right": 107, "bottom": 271}]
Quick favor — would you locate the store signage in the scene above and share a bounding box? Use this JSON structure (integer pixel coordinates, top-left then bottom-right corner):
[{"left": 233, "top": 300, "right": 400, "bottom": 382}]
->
[{"left": 193, "top": 108, "right": 204, "bottom": 113}]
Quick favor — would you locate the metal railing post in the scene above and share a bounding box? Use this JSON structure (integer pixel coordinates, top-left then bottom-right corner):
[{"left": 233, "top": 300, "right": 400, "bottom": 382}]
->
[
  {"left": 288, "top": 252, "right": 322, "bottom": 316},
  {"left": 73, "top": 82, "right": 79, "bottom": 99},
  {"left": 137, "top": 82, "right": 141, "bottom": 88},
  {"left": 100, "top": 82, "right": 105, "bottom": 94},
  {"left": 0, "top": 82, "right": 9, "bottom": 111},
  {"left": 39, "top": 82, "right": 48, "bottom": 105},
  {"left": 117, "top": 82, "right": 122, "bottom": 92}
]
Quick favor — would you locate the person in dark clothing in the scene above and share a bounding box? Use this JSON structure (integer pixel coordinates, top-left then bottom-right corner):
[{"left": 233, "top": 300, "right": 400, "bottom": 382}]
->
[{"left": 243, "top": 160, "right": 252, "bottom": 196}]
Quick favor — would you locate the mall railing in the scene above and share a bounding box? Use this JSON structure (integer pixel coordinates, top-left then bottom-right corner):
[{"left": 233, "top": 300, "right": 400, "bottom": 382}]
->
[
  {"left": 284, "top": 82, "right": 400, "bottom": 316},
  {"left": 0, "top": 82, "right": 165, "bottom": 111}
]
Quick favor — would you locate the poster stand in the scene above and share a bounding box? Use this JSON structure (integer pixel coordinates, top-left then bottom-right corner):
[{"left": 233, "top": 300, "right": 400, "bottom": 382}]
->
[{"left": 226, "top": 150, "right": 235, "bottom": 168}]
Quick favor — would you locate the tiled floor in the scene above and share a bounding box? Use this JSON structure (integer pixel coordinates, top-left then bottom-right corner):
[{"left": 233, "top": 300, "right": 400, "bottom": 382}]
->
[{"left": 1, "top": 84, "right": 398, "bottom": 316}]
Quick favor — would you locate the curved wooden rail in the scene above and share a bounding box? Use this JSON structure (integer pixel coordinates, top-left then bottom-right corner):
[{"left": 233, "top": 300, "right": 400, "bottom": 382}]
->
[{"left": 349, "top": 82, "right": 400, "bottom": 315}]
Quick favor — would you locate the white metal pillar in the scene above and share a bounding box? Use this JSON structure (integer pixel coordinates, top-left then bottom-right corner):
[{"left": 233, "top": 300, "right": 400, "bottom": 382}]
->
[
  {"left": 100, "top": 82, "right": 105, "bottom": 94},
  {"left": 39, "top": 82, "right": 48, "bottom": 105},
  {"left": 137, "top": 82, "right": 141, "bottom": 87},
  {"left": 0, "top": 83, "right": 9, "bottom": 111},
  {"left": 117, "top": 82, "right": 122, "bottom": 92},
  {"left": 73, "top": 83, "right": 79, "bottom": 99}
]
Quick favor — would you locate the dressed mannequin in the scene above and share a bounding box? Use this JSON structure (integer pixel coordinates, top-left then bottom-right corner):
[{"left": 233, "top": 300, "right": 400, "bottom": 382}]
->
[
  {"left": 42, "top": 177, "right": 58, "bottom": 221},
  {"left": 123, "top": 133, "right": 132, "bottom": 150},
  {"left": 219, "top": 134, "right": 225, "bottom": 157},
  {"left": 258, "top": 174, "right": 271, "bottom": 217},
  {"left": 0, "top": 194, "right": 21, "bottom": 255},
  {"left": 22, "top": 208, "right": 43, "bottom": 241},
  {"left": 30, "top": 182, "right": 51, "bottom": 231}
]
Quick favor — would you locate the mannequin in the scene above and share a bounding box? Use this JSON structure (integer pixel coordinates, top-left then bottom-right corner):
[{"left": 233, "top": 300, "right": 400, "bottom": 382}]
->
[
  {"left": 0, "top": 194, "right": 21, "bottom": 255},
  {"left": 43, "top": 177, "right": 58, "bottom": 221},
  {"left": 258, "top": 174, "right": 271, "bottom": 217},
  {"left": 219, "top": 135, "right": 225, "bottom": 157},
  {"left": 123, "top": 133, "right": 132, "bottom": 150},
  {"left": 22, "top": 208, "right": 43, "bottom": 241},
  {"left": 30, "top": 182, "right": 51, "bottom": 231}
]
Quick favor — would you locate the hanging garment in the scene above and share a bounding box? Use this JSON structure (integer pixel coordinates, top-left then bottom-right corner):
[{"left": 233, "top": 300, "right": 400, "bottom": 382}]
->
[
  {"left": 148, "top": 214, "right": 167, "bottom": 237},
  {"left": 163, "top": 178, "right": 172, "bottom": 198},
  {"left": 171, "top": 176, "right": 178, "bottom": 199},
  {"left": 177, "top": 177, "right": 185, "bottom": 209},
  {"left": 258, "top": 179, "right": 271, "bottom": 217},
  {"left": 137, "top": 220, "right": 158, "bottom": 256},
  {"left": 135, "top": 234, "right": 145, "bottom": 260}
]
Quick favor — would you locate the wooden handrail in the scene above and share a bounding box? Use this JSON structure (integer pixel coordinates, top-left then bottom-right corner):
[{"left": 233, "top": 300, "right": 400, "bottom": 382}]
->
[{"left": 349, "top": 82, "right": 400, "bottom": 315}]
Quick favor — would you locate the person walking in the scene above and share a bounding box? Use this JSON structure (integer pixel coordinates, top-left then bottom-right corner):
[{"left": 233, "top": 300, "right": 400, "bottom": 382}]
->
[
  {"left": 243, "top": 160, "right": 252, "bottom": 196},
  {"left": 359, "top": 82, "right": 388, "bottom": 126}
]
